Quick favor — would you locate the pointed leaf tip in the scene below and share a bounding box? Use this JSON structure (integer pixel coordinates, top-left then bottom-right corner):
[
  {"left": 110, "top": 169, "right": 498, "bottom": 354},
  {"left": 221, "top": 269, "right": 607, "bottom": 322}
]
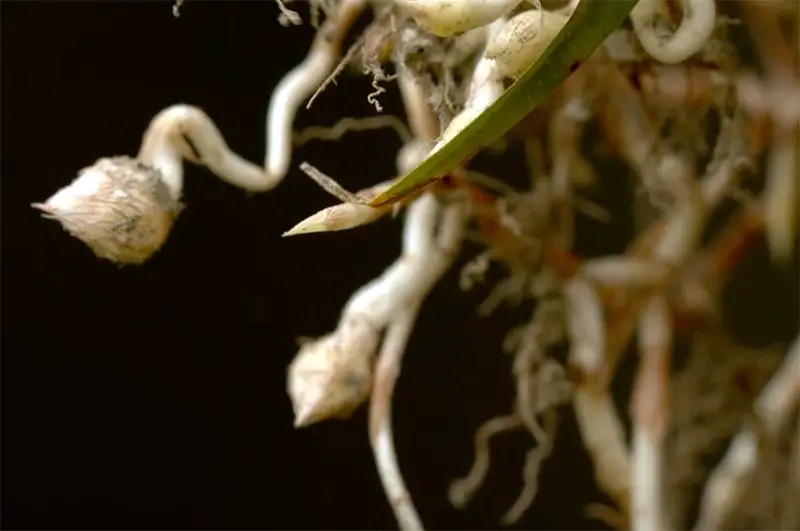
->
[{"left": 368, "top": 0, "right": 638, "bottom": 208}]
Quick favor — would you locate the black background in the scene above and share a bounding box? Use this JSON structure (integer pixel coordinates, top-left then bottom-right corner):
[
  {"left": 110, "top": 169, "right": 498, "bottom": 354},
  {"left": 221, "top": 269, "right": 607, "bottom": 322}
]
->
[{"left": 2, "top": 2, "right": 797, "bottom": 530}]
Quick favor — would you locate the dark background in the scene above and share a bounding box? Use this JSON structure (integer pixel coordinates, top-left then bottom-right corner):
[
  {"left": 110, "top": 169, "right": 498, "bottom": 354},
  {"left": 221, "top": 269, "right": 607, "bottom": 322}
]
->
[{"left": 1, "top": 2, "right": 797, "bottom": 530}]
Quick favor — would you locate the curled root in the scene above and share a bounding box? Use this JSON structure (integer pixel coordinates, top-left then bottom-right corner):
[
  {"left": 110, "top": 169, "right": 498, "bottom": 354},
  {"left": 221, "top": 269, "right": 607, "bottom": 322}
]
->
[
  {"left": 448, "top": 415, "right": 522, "bottom": 508},
  {"left": 293, "top": 115, "right": 412, "bottom": 146},
  {"left": 630, "top": 0, "right": 716, "bottom": 64},
  {"left": 502, "top": 410, "right": 557, "bottom": 525}
]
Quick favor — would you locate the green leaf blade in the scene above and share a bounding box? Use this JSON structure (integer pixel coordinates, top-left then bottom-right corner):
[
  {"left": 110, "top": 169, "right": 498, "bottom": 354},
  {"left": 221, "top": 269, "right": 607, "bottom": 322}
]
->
[{"left": 369, "top": 0, "right": 639, "bottom": 208}]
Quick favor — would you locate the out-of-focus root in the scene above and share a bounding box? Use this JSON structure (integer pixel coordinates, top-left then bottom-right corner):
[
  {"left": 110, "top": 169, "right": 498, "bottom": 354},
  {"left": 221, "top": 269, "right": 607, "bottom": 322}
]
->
[
  {"left": 630, "top": 0, "right": 716, "bottom": 64},
  {"left": 565, "top": 276, "right": 631, "bottom": 513},
  {"left": 365, "top": 195, "right": 467, "bottom": 530},
  {"left": 573, "top": 389, "right": 631, "bottom": 509},
  {"left": 630, "top": 295, "right": 671, "bottom": 531},
  {"left": 581, "top": 256, "right": 669, "bottom": 291},
  {"left": 501, "top": 410, "right": 557, "bottom": 525},
  {"left": 448, "top": 415, "right": 522, "bottom": 508},
  {"left": 369, "top": 305, "right": 424, "bottom": 531},
  {"left": 293, "top": 115, "right": 412, "bottom": 146},
  {"left": 764, "top": 129, "right": 799, "bottom": 265},
  {"left": 693, "top": 336, "right": 800, "bottom": 531}
]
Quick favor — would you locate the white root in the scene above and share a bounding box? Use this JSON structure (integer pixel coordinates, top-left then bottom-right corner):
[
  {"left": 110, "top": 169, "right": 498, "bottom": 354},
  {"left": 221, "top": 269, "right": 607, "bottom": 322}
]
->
[
  {"left": 363, "top": 63, "right": 472, "bottom": 531},
  {"left": 35, "top": 0, "right": 367, "bottom": 263},
  {"left": 369, "top": 196, "right": 468, "bottom": 531},
  {"left": 288, "top": 5, "right": 564, "bottom": 234},
  {"left": 138, "top": 105, "right": 269, "bottom": 196},
  {"left": 35, "top": 1, "right": 798, "bottom": 529},
  {"left": 565, "top": 276, "right": 632, "bottom": 509},
  {"left": 501, "top": 410, "right": 558, "bottom": 525},
  {"left": 369, "top": 305, "right": 424, "bottom": 531},
  {"left": 763, "top": 130, "right": 799, "bottom": 265},
  {"left": 450, "top": 415, "right": 523, "bottom": 507},
  {"left": 693, "top": 337, "right": 800, "bottom": 531},
  {"left": 287, "top": 189, "right": 467, "bottom": 531},
  {"left": 581, "top": 256, "right": 669, "bottom": 290},
  {"left": 33, "top": 105, "right": 265, "bottom": 264},
  {"left": 651, "top": 173, "right": 706, "bottom": 264},
  {"left": 430, "top": 20, "right": 506, "bottom": 154},
  {"left": 626, "top": 167, "right": 706, "bottom": 531},
  {"left": 287, "top": 194, "right": 418, "bottom": 426},
  {"left": 567, "top": 170, "right": 706, "bottom": 522},
  {"left": 450, "top": 301, "right": 571, "bottom": 523},
  {"left": 293, "top": 115, "right": 413, "bottom": 146},
  {"left": 573, "top": 389, "right": 631, "bottom": 503},
  {"left": 431, "top": 4, "right": 569, "bottom": 156},
  {"left": 564, "top": 277, "right": 606, "bottom": 376},
  {"left": 345, "top": 193, "right": 464, "bottom": 321},
  {"left": 367, "top": 67, "right": 440, "bottom": 531},
  {"left": 275, "top": 0, "right": 303, "bottom": 26},
  {"left": 265, "top": 0, "right": 368, "bottom": 179},
  {"left": 630, "top": 0, "right": 716, "bottom": 65},
  {"left": 396, "top": 68, "right": 440, "bottom": 143},
  {"left": 631, "top": 295, "right": 671, "bottom": 531}
]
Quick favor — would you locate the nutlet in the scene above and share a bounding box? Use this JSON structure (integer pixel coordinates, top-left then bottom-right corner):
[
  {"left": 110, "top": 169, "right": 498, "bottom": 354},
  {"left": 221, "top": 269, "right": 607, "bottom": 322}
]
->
[
  {"left": 394, "top": 0, "right": 521, "bottom": 37},
  {"left": 287, "top": 317, "right": 379, "bottom": 428},
  {"left": 33, "top": 157, "right": 181, "bottom": 265},
  {"left": 485, "top": 8, "right": 569, "bottom": 80}
]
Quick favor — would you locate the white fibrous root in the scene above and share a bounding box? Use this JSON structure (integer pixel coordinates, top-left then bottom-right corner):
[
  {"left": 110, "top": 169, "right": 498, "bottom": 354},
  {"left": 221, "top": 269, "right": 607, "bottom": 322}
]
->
[
  {"left": 484, "top": 8, "right": 570, "bottom": 80},
  {"left": 580, "top": 256, "right": 669, "bottom": 290},
  {"left": 369, "top": 305, "right": 425, "bottom": 531},
  {"left": 630, "top": 0, "right": 716, "bottom": 64},
  {"left": 266, "top": 0, "right": 368, "bottom": 177},
  {"left": 631, "top": 294, "right": 672, "bottom": 531},
  {"left": 287, "top": 186, "right": 466, "bottom": 531},
  {"left": 763, "top": 130, "right": 799, "bottom": 264},
  {"left": 564, "top": 276, "right": 632, "bottom": 510},
  {"left": 138, "top": 105, "right": 268, "bottom": 196},
  {"left": 650, "top": 175, "right": 705, "bottom": 265},
  {"left": 393, "top": 0, "right": 522, "bottom": 37},
  {"left": 370, "top": 197, "right": 467, "bottom": 531},
  {"left": 430, "top": 20, "right": 506, "bottom": 154},
  {"left": 564, "top": 276, "right": 606, "bottom": 376},
  {"left": 693, "top": 337, "right": 800, "bottom": 531},
  {"left": 624, "top": 175, "right": 705, "bottom": 531},
  {"left": 32, "top": 157, "right": 180, "bottom": 265},
  {"left": 36, "top": 0, "right": 800, "bottom": 529},
  {"left": 430, "top": 4, "right": 567, "bottom": 156},
  {"left": 35, "top": 0, "right": 366, "bottom": 264}
]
